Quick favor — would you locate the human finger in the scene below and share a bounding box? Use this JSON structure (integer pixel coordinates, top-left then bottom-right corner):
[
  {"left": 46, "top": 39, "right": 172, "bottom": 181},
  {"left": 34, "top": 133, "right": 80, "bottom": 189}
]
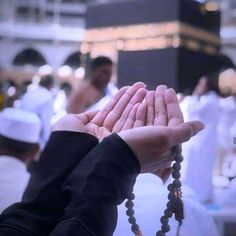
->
[
  {"left": 169, "top": 121, "right": 205, "bottom": 146},
  {"left": 134, "top": 103, "right": 147, "bottom": 128},
  {"left": 146, "top": 91, "right": 155, "bottom": 125},
  {"left": 91, "top": 86, "right": 129, "bottom": 125},
  {"left": 103, "top": 82, "right": 146, "bottom": 131},
  {"left": 154, "top": 85, "right": 168, "bottom": 126},
  {"left": 122, "top": 103, "right": 140, "bottom": 130},
  {"left": 112, "top": 88, "right": 147, "bottom": 132},
  {"left": 164, "top": 88, "right": 184, "bottom": 127}
]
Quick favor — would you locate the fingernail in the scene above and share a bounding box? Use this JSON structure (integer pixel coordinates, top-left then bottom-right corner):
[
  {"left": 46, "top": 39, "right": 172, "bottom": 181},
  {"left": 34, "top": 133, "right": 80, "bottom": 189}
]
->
[
  {"left": 134, "top": 82, "right": 146, "bottom": 87},
  {"left": 142, "top": 83, "right": 147, "bottom": 88},
  {"left": 121, "top": 86, "right": 130, "bottom": 90},
  {"left": 157, "top": 85, "right": 167, "bottom": 90},
  {"left": 199, "top": 122, "right": 205, "bottom": 131},
  {"left": 193, "top": 121, "right": 205, "bottom": 136},
  {"left": 166, "top": 88, "right": 175, "bottom": 93}
]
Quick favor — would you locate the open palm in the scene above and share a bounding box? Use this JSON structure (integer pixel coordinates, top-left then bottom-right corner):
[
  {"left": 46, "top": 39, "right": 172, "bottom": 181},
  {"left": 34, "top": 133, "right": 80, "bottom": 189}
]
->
[
  {"left": 117, "top": 85, "right": 200, "bottom": 177},
  {"left": 53, "top": 82, "right": 203, "bottom": 176},
  {"left": 53, "top": 82, "right": 147, "bottom": 140},
  {"left": 144, "top": 85, "right": 184, "bottom": 176}
]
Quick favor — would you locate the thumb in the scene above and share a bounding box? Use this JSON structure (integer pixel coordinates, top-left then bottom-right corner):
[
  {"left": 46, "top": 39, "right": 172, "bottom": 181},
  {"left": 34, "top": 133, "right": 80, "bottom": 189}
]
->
[
  {"left": 76, "top": 110, "right": 99, "bottom": 124},
  {"left": 169, "top": 121, "right": 204, "bottom": 146},
  {"left": 85, "top": 110, "right": 99, "bottom": 120}
]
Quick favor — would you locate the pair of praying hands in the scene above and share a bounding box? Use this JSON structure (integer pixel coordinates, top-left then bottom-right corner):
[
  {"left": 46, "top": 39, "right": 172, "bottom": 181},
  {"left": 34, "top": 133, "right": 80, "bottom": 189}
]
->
[{"left": 53, "top": 82, "right": 204, "bottom": 180}]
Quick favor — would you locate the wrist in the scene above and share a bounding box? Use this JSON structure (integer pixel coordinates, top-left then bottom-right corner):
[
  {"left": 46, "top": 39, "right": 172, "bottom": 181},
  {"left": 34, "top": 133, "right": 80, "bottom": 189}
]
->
[{"left": 117, "top": 130, "right": 141, "bottom": 167}]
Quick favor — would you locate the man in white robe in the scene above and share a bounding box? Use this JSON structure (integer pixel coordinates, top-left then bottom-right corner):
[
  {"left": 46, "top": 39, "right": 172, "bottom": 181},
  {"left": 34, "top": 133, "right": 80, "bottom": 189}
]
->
[
  {"left": 20, "top": 75, "right": 54, "bottom": 149},
  {"left": 217, "top": 96, "right": 236, "bottom": 155},
  {"left": 0, "top": 108, "right": 40, "bottom": 212},
  {"left": 67, "top": 56, "right": 116, "bottom": 114},
  {"left": 181, "top": 77, "right": 221, "bottom": 203}
]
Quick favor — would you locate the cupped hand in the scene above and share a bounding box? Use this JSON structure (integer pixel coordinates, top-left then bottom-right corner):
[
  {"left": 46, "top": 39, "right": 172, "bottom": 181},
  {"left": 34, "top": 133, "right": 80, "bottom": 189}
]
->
[
  {"left": 53, "top": 82, "right": 147, "bottom": 140},
  {"left": 153, "top": 86, "right": 185, "bottom": 179},
  {"left": 118, "top": 85, "right": 204, "bottom": 174},
  {"left": 118, "top": 120, "right": 204, "bottom": 173},
  {"left": 147, "top": 85, "right": 184, "bottom": 179}
]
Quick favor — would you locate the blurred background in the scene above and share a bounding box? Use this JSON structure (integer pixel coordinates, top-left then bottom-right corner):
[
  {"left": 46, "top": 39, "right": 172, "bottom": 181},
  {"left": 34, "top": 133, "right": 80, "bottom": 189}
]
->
[
  {"left": 0, "top": 0, "right": 235, "bottom": 86},
  {"left": 0, "top": 0, "right": 235, "bottom": 84},
  {"left": 1, "top": 0, "right": 236, "bottom": 236}
]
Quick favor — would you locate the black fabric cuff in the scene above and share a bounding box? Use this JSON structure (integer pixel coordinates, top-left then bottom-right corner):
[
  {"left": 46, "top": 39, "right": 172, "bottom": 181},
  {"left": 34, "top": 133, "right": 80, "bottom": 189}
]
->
[
  {"left": 23, "top": 131, "right": 99, "bottom": 200},
  {"left": 59, "top": 133, "right": 141, "bottom": 236},
  {"left": 0, "top": 131, "right": 99, "bottom": 236},
  {"left": 106, "top": 133, "right": 141, "bottom": 174}
]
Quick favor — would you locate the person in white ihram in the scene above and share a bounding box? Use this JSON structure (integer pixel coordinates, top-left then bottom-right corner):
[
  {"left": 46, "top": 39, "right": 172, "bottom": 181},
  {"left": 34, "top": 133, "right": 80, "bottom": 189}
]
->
[
  {"left": 20, "top": 75, "right": 54, "bottom": 150},
  {"left": 114, "top": 86, "right": 219, "bottom": 236},
  {"left": 181, "top": 75, "right": 221, "bottom": 204},
  {"left": 67, "top": 56, "right": 118, "bottom": 114},
  {"left": 0, "top": 108, "right": 40, "bottom": 213}
]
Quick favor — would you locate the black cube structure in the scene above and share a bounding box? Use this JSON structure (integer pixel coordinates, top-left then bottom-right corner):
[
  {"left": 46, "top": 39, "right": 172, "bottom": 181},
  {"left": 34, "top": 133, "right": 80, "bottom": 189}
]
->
[{"left": 82, "top": 0, "right": 221, "bottom": 92}]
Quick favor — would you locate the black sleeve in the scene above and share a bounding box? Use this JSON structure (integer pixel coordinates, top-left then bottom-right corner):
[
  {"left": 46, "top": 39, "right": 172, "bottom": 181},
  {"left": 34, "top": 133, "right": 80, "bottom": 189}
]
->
[
  {"left": 49, "top": 133, "right": 140, "bottom": 236},
  {"left": 0, "top": 131, "right": 98, "bottom": 236}
]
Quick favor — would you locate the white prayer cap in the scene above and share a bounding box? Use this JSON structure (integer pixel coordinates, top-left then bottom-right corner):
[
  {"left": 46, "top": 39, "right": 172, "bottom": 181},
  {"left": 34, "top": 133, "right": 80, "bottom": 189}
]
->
[{"left": 0, "top": 108, "right": 41, "bottom": 143}]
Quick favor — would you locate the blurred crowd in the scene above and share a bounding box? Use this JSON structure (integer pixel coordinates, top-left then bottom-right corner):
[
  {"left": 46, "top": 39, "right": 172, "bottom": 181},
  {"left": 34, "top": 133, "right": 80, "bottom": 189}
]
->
[
  {"left": 0, "top": 55, "right": 236, "bottom": 236},
  {"left": 0, "top": 56, "right": 118, "bottom": 208}
]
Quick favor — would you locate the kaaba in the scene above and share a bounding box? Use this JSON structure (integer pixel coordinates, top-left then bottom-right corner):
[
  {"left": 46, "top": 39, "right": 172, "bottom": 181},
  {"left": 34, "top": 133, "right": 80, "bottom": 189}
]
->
[{"left": 82, "top": 0, "right": 223, "bottom": 92}]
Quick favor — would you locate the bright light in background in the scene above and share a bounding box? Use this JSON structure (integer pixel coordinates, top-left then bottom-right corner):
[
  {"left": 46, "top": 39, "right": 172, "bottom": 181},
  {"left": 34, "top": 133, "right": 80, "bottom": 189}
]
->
[
  {"left": 38, "top": 64, "right": 53, "bottom": 75},
  {"left": 205, "top": 2, "right": 219, "bottom": 11},
  {"left": 219, "top": 68, "right": 236, "bottom": 95},
  {"left": 28, "top": 75, "right": 41, "bottom": 91},
  {"left": 32, "top": 74, "right": 41, "bottom": 85},
  {"left": 75, "top": 67, "right": 85, "bottom": 79},
  {"left": 57, "top": 65, "right": 73, "bottom": 78},
  {"left": 7, "top": 87, "right": 16, "bottom": 97}
]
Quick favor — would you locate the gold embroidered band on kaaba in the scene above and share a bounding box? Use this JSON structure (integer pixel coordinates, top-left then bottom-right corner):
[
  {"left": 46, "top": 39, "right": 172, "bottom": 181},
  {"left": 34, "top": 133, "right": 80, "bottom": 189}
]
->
[{"left": 81, "top": 21, "right": 221, "bottom": 56}]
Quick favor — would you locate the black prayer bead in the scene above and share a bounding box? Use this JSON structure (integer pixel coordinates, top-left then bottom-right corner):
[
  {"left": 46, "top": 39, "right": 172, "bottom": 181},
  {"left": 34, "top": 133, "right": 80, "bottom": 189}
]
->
[
  {"left": 160, "top": 216, "right": 169, "bottom": 225},
  {"left": 166, "top": 201, "right": 173, "bottom": 210},
  {"left": 126, "top": 209, "right": 135, "bottom": 216},
  {"left": 172, "top": 170, "right": 181, "bottom": 179},
  {"left": 175, "top": 145, "right": 182, "bottom": 154},
  {"left": 161, "top": 224, "right": 170, "bottom": 233},
  {"left": 131, "top": 223, "right": 139, "bottom": 233},
  {"left": 125, "top": 200, "right": 134, "bottom": 208},
  {"left": 128, "top": 216, "right": 136, "bottom": 224},
  {"left": 173, "top": 179, "right": 181, "bottom": 188},
  {"left": 173, "top": 162, "right": 181, "bottom": 171},
  {"left": 127, "top": 192, "right": 135, "bottom": 200},
  {"left": 168, "top": 192, "right": 175, "bottom": 201},
  {"left": 164, "top": 209, "right": 173, "bottom": 218},
  {"left": 175, "top": 154, "right": 183, "bottom": 162},
  {"left": 167, "top": 183, "right": 173, "bottom": 191}
]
